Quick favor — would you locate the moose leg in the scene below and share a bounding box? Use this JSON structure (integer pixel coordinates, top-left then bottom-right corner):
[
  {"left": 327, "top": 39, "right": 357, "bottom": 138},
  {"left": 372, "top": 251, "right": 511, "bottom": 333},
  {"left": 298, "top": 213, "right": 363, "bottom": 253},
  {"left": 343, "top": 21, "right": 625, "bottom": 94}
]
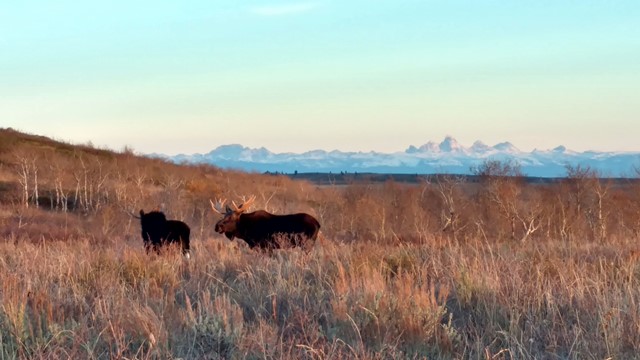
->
[
  {"left": 152, "top": 241, "right": 162, "bottom": 255},
  {"left": 144, "top": 241, "right": 152, "bottom": 254},
  {"left": 182, "top": 238, "right": 191, "bottom": 259}
]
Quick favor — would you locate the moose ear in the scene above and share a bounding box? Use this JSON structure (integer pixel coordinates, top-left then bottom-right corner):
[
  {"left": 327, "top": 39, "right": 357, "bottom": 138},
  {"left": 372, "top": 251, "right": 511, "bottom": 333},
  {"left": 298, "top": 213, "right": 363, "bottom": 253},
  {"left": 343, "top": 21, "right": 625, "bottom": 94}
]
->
[
  {"left": 140, "top": 210, "right": 145, "bottom": 216},
  {"left": 225, "top": 205, "right": 233, "bottom": 214}
]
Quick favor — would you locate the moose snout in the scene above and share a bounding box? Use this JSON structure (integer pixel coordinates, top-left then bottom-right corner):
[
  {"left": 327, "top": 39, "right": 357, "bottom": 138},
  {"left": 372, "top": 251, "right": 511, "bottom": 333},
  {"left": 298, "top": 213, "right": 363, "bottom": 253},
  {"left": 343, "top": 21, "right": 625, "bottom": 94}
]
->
[{"left": 214, "top": 223, "right": 222, "bottom": 233}]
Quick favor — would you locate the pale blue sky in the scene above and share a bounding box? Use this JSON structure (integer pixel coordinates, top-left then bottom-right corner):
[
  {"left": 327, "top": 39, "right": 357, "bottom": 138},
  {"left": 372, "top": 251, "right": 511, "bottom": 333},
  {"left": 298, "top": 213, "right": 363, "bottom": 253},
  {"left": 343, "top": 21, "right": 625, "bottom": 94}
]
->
[{"left": 1, "top": 1, "right": 639, "bottom": 154}]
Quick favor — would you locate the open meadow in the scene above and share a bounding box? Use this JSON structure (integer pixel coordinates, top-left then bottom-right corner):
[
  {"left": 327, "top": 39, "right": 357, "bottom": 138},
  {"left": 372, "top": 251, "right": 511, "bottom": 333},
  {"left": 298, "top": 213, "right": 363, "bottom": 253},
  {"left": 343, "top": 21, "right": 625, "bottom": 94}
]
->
[{"left": 1, "top": 129, "right": 640, "bottom": 359}]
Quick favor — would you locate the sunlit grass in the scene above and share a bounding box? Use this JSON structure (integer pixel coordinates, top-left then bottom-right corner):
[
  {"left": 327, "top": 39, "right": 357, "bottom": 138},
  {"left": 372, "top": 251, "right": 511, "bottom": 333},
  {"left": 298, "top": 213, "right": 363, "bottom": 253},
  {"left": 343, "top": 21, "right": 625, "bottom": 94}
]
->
[{"left": 0, "top": 234, "right": 638, "bottom": 359}]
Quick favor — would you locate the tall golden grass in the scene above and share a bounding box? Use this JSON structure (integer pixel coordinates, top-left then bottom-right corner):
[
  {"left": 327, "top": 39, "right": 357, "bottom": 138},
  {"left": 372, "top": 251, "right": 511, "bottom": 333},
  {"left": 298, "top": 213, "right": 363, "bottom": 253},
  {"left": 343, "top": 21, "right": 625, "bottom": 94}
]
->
[{"left": 0, "top": 233, "right": 638, "bottom": 359}]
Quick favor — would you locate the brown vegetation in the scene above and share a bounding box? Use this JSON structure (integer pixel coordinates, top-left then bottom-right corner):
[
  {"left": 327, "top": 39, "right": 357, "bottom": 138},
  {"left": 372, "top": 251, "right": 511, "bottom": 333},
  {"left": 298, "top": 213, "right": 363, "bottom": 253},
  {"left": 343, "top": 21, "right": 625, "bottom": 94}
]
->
[{"left": 1, "top": 128, "right": 640, "bottom": 359}]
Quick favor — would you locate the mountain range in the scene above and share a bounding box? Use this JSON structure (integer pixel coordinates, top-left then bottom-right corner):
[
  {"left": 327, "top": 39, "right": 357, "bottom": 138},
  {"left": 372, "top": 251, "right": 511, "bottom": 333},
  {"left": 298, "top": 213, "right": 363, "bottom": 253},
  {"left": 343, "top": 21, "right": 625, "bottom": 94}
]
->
[{"left": 159, "top": 136, "right": 640, "bottom": 178}]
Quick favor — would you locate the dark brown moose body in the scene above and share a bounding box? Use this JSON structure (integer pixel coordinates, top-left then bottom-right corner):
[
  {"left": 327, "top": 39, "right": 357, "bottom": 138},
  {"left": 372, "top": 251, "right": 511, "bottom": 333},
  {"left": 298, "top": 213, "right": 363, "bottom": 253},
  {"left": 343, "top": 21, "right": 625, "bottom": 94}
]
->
[
  {"left": 211, "top": 197, "right": 320, "bottom": 250},
  {"left": 138, "top": 210, "right": 191, "bottom": 257}
]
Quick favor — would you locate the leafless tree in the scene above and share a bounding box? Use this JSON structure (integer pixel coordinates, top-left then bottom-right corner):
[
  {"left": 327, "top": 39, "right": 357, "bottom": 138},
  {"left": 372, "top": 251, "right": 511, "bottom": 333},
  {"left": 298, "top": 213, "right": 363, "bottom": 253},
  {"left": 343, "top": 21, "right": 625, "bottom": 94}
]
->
[
  {"left": 473, "top": 160, "right": 541, "bottom": 242},
  {"left": 428, "top": 175, "right": 468, "bottom": 241}
]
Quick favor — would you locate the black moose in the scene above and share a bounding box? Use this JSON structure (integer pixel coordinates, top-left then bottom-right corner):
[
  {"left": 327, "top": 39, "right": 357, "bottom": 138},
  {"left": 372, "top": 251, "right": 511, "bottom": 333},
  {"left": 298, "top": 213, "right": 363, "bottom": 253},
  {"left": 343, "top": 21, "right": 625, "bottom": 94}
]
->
[
  {"left": 210, "top": 196, "right": 320, "bottom": 251},
  {"left": 138, "top": 209, "right": 191, "bottom": 258}
]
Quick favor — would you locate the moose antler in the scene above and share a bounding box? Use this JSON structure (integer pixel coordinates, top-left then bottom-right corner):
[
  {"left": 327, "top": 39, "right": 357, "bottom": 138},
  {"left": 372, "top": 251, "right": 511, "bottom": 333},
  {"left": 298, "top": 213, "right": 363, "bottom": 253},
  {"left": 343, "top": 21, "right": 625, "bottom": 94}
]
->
[
  {"left": 232, "top": 195, "right": 256, "bottom": 213},
  {"left": 117, "top": 203, "right": 141, "bottom": 219},
  {"left": 210, "top": 198, "right": 228, "bottom": 214}
]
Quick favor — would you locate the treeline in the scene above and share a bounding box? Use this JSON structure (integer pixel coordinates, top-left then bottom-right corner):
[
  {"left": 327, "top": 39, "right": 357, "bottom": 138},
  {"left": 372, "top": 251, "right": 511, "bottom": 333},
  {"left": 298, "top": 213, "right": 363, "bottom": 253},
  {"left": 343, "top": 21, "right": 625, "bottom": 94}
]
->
[{"left": 284, "top": 171, "right": 640, "bottom": 185}]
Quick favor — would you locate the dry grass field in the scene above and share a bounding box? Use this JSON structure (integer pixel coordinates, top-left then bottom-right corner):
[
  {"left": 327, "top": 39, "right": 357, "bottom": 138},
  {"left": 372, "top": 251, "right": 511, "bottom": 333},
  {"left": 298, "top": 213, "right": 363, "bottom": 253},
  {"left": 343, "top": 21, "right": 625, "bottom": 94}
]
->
[{"left": 1, "top": 128, "right": 640, "bottom": 359}]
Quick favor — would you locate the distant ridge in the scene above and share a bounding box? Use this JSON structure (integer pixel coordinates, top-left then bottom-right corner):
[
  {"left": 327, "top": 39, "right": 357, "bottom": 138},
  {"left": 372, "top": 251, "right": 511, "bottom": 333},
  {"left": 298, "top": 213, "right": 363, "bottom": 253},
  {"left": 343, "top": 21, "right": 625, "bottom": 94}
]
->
[{"left": 161, "top": 136, "right": 640, "bottom": 178}]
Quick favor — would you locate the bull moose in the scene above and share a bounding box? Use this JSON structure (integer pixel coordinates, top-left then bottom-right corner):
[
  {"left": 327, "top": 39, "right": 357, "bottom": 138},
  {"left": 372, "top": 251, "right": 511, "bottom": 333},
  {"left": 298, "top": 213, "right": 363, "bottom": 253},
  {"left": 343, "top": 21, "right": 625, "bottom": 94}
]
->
[
  {"left": 210, "top": 196, "right": 320, "bottom": 250},
  {"left": 138, "top": 209, "right": 191, "bottom": 258}
]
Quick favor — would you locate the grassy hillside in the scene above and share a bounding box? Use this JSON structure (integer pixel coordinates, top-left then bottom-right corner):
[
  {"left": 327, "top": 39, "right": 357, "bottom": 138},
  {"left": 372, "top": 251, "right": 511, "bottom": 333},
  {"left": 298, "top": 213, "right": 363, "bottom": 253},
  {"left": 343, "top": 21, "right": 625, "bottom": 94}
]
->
[{"left": 1, "top": 128, "right": 640, "bottom": 359}]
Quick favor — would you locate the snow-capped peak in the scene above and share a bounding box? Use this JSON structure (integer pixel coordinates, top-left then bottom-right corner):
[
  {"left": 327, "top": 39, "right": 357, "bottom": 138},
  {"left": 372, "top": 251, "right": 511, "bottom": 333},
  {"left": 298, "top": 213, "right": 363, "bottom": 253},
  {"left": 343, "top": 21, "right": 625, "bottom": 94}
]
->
[
  {"left": 493, "top": 141, "right": 520, "bottom": 153},
  {"left": 405, "top": 141, "right": 439, "bottom": 153},
  {"left": 207, "top": 144, "right": 273, "bottom": 161},
  {"left": 405, "top": 145, "right": 419, "bottom": 154},
  {"left": 420, "top": 141, "right": 440, "bottom": 152},
  {"left": 207, "top": 144, "right": 245, "bottom": 158},
  {"left": 470, "top": 140, "right": 491, "bottom": 153},
  {"left": 439, "top": 136, "right": 466, "bottom": 152}
]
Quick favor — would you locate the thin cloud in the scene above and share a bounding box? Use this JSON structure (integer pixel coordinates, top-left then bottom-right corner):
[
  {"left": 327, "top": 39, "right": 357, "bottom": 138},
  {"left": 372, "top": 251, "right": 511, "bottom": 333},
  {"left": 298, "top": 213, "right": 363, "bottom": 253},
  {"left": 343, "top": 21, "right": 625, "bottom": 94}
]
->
[{"left": 249, "top": 2, "right": 320, "bottom": 16}]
